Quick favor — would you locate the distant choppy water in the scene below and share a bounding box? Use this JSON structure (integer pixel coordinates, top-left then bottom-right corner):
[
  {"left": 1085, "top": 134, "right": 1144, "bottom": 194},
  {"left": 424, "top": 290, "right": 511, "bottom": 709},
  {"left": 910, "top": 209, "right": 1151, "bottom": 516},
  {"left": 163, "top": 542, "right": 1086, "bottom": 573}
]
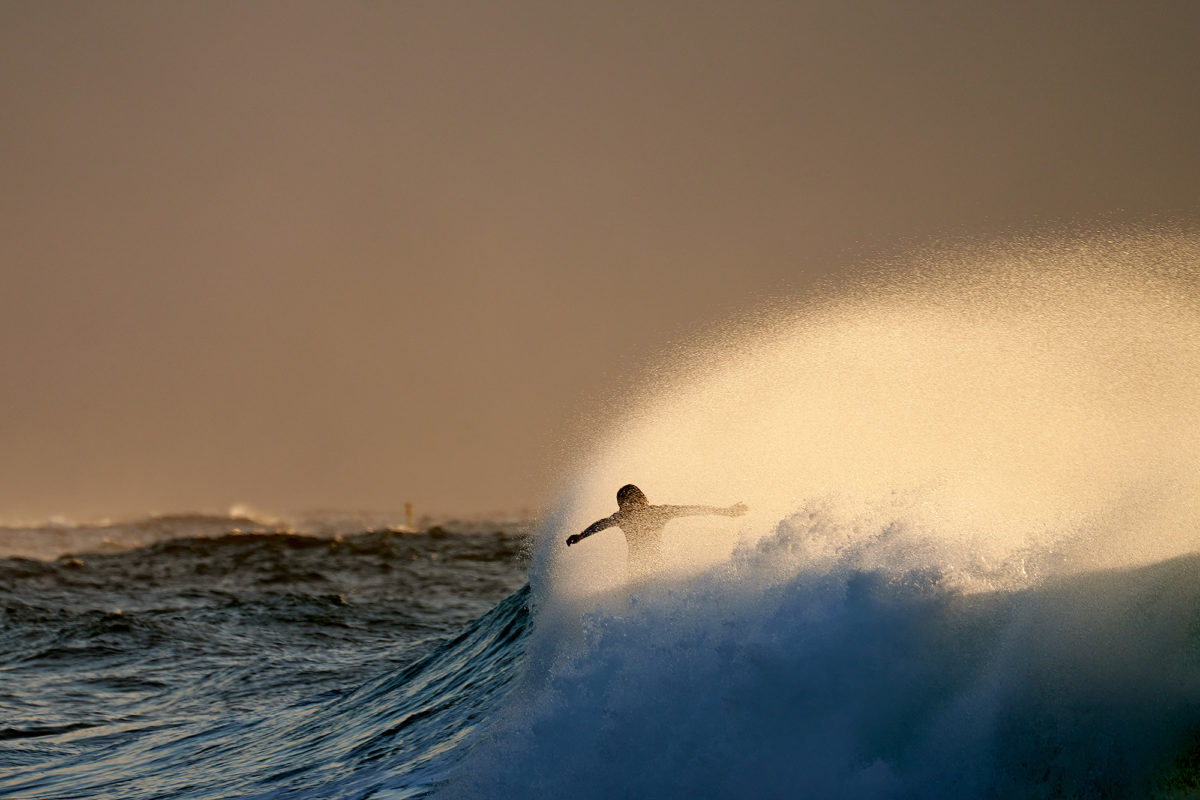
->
[{"left": 0, "top": 516, "right": 530, "bottom": 799}]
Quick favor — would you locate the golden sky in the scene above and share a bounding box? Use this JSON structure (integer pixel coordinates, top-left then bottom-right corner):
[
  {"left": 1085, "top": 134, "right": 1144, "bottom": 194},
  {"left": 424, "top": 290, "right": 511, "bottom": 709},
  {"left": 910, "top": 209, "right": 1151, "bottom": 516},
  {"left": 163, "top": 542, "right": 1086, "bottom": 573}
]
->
[{"left": 1, "top": 1, "right": 1197, "bottom": 520}]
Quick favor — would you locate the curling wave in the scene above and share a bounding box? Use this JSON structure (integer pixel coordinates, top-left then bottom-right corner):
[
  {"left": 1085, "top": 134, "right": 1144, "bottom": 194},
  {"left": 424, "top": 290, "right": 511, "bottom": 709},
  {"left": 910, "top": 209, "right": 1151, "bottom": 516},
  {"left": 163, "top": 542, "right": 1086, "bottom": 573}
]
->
[{"left": 442, "top": 229, "right": 1200, "bottom": 798}]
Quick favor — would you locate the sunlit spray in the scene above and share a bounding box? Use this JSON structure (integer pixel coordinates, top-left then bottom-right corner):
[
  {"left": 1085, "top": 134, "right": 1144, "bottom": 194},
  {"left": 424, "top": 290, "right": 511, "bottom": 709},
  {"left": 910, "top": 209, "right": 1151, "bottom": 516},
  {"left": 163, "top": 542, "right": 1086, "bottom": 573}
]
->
[
  {"left": 544, "top": 229, "right": 1200, "bottom": 598},
  {"left": 446, "top": 229, "right": 1200, "bottom": 799}
]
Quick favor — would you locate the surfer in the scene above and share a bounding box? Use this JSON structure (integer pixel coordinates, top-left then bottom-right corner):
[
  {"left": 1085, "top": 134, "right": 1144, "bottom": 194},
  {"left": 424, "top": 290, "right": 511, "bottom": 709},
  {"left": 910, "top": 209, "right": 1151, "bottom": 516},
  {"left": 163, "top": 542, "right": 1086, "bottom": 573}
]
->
[{"left": 566, "top": 484, "right": 747, "bottom": 577}]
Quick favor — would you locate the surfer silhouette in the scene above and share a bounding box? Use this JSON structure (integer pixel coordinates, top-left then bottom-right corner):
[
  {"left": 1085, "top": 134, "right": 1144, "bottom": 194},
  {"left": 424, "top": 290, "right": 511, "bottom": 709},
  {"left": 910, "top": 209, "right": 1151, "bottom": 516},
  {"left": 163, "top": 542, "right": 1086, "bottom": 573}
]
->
[{"left": 566, "top": 484, "right": 747, "bottom": 577}]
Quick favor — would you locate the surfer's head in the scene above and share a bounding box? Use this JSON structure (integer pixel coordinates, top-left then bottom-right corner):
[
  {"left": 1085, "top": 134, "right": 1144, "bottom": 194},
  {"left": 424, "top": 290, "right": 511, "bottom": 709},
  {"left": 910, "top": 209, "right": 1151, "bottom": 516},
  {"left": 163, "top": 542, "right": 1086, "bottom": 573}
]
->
[{"left": 617, "top": 484, "right": 648, "bottom": 509}]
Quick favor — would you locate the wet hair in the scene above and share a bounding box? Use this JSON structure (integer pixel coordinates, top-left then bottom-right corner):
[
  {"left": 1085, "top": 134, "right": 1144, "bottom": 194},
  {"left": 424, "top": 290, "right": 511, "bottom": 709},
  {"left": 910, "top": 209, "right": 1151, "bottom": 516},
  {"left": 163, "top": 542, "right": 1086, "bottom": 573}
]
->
[{"left": 617, "top": 484, "right": 648, "bottom": 507}]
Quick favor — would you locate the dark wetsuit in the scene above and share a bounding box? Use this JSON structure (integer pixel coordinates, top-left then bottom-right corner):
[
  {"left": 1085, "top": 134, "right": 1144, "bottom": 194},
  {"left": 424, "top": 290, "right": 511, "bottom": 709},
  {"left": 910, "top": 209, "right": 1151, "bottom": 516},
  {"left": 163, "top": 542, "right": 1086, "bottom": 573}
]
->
[{"left": 570, "top": 503, "right": 744, "bottom": 578}]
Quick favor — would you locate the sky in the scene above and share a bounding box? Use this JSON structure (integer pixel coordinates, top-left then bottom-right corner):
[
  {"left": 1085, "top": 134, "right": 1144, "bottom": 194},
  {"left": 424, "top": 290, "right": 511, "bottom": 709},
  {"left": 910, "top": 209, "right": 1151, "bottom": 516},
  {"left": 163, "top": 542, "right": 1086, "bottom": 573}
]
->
[{"left": 1, "top": 1, "right": 1198, "bottom": 522}]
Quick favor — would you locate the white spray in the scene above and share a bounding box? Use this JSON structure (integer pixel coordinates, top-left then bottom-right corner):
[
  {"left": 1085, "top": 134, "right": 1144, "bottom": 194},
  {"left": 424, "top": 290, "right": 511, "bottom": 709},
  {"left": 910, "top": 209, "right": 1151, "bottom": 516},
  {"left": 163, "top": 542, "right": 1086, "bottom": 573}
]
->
[
  {"left": 545, "top": 230, "right": 1200, "bottom": 597},
  {"left": 447, "top": 230, "right": 1200, "bottom": 799}
]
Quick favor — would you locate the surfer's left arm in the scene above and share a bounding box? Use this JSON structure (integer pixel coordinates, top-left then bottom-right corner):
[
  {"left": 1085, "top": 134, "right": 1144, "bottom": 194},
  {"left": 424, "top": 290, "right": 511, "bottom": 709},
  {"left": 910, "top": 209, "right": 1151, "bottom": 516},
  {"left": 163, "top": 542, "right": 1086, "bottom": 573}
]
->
[
  {"left": 566, "top": 515, "right": 616, "bottom": 546},
  {"left": 659, "top": 503, "right": 748, "bottom": 519}
]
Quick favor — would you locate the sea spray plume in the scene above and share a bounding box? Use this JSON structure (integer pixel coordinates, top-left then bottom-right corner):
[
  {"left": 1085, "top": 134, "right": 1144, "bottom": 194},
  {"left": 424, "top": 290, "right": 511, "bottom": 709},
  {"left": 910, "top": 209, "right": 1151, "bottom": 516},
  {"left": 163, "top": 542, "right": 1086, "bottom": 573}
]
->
[
  {"left": 546, "top": 228, "right": 1200, "bottom": 596},
  {"left": 443, "top": 229, "right": 1200, "bottom": 798}
]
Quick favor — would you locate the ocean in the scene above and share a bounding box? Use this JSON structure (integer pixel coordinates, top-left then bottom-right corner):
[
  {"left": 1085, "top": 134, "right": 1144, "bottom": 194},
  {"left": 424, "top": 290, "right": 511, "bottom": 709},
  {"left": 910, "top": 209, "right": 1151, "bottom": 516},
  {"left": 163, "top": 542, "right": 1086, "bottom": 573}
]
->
[
  {"left": 0, "top": 514, "right": 531, "bottom": 799},
  {"left": 5, "top": 508, "right": 1200, "bottom": 799},
  {"left": 4, "top": 232, "right": 1200, "bottom": 798}
]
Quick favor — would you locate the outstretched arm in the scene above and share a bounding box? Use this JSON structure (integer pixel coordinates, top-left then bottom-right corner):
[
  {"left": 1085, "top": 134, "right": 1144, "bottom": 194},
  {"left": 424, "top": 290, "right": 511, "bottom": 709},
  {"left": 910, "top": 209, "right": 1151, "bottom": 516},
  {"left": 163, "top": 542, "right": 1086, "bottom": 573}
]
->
[
  {"left": 657, "top": 502, "right": 748, "bottom": 520},
  {"left": 565, "top": 515, "right": 617, "bottom": 546}
]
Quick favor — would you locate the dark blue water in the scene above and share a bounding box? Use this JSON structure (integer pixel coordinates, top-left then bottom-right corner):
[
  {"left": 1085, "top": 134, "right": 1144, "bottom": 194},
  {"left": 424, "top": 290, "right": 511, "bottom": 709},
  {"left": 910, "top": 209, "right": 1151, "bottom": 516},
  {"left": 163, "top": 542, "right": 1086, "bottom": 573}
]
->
[{"left": 0, "top": 521, "right": 529, "bottom": 799}]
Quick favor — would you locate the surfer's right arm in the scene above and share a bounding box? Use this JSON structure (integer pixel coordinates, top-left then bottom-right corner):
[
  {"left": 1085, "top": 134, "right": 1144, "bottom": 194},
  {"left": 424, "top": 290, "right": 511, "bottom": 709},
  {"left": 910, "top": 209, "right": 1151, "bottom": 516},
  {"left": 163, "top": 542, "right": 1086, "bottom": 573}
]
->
[{"left": 566, "top": 515, "right": 616, "bottom": 546}]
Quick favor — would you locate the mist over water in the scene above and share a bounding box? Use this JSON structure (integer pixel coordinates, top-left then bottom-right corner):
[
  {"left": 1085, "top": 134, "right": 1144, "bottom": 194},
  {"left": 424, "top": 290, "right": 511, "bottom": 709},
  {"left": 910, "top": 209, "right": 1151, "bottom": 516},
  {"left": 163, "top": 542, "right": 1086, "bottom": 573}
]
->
[{"left": 444, "top": 230, "right": 1200, "bottom": 798}]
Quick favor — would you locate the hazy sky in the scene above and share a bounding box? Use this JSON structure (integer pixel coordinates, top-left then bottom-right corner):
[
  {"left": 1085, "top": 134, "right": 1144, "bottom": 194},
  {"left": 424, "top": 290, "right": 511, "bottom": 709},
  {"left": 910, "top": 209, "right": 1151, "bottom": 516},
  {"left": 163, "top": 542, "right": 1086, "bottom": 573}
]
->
[{"left": 2, "top": 1, "right": 1198, "bottom": 521}]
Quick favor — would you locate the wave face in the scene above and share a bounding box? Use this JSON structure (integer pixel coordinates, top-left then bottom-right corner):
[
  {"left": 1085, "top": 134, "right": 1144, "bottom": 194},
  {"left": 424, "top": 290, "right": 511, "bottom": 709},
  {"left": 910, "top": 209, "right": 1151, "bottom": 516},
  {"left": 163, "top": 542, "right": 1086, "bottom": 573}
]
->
[
  {"left": 441, "top": 231, "right": 1200, "bottom": 797},
  {"left": 445, "top": 523, "right": 1200, "bottom": 798}
]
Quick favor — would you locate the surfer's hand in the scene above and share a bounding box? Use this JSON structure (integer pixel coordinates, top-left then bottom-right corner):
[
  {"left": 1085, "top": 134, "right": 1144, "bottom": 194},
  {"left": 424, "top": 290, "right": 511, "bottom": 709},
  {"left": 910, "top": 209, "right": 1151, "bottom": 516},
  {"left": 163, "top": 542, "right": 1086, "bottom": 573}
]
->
[
  {"left": 727, "top": 502, "right": 748, "bottom": 517},
  {"left": 565, "top": 534, "right": 582, "bottom": 546}
]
